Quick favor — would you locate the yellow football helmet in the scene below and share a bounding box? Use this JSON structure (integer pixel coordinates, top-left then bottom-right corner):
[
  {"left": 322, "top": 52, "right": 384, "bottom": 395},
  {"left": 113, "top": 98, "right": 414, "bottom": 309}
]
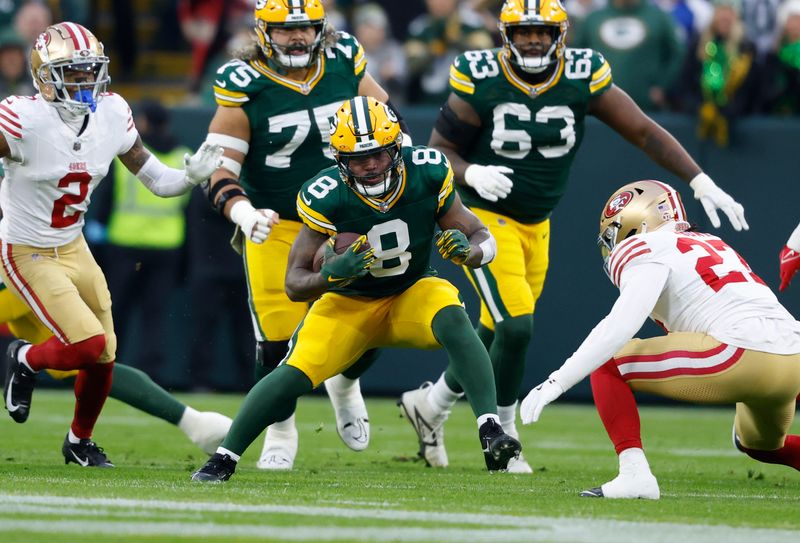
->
[
  {"left": 598, "top": 180, "right": 690, "bottom": 265},
  {"left": 329, "top": 97, "right": 403, "bottom": 200},
  {"left": 254, "top": 0, "right": 326, "bottom": 69},
  {"left": 499, "top": 0, "right": 569, "bottom": 73},
  {"left": 30, "top": 22, "right": 109, "bottom": 114}
]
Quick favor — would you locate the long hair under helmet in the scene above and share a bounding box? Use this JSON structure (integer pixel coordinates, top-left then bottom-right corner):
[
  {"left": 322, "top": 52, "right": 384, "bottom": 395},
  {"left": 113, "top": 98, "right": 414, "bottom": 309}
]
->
[{"left": 254, "top": 0, "right": 327, "bottom": 69}]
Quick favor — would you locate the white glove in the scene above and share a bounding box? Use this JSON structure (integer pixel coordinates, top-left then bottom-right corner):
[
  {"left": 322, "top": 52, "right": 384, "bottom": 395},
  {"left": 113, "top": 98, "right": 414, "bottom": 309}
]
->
[
  {"left": 229, "top": 200, "right": 278, "bottom": 244},
  {"left": 520, "top": 378, "right": 565, "bottom": 424},
  {"left": 464, "top": 164, "right": 514, "bottom": 202},
  {"left": 689, "top": 173, "right": 748, "bottom": 231},
  {"left": 184, "top": 143, "right": 224, "bottom": 185}
]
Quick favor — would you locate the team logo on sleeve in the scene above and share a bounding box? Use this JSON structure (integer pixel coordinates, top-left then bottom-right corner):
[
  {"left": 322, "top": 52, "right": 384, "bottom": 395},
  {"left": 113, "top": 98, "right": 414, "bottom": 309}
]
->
[{"left": 603, "top": 191, "right": 633, "bottom": 218}]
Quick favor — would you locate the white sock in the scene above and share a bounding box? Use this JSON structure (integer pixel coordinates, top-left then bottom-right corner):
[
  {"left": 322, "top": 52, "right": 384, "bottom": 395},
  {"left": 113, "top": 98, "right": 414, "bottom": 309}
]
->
[
  {"left": 216, "top": 447, "right": 240, "bottom": 462},
  {"left": 177, "top": 406, "right": 200, "bottom": 436},
  {"left": 325, "top": 374, "right": 362, "bottom": 410},
  {"left": 17, "top": 345, "right": 35, "bottom": 372},
  {"left": 618, "top": 447, "right": 651, "bottom": 473},
  {"left": 67, "top": 429, "right": 82, "bottom": 444},
  {"left": 498, "top": 402, "right": 518, "bottom": 438},
  {"left": 268, "top": 413, "right": 296, "bottom": 435},
  {"left": 476, "top": 413, "right": 499, "bottom": 428},
  {"left": 427, "top": 373, "right": 463, "bottom": 412}
]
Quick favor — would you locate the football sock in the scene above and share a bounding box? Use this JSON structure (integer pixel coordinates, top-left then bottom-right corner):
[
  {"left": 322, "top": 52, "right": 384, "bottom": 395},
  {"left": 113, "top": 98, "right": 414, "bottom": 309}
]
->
[
  {"left": 268, "top": 412, "right": 296, "bottom": 433},
  {"left": 216, "top": 447, "right": 240, "bottom": 462},
  {"left": 431, "top": 306, "right": 497, "bottom": 417},
  {"left": 490, "top": 315, "right": 533, "bottom": 406},
  {"left": 220, "top": 364, "right": 312, "bottom": 456},
  {"left": 67, "top": 429, "right": 82, "bottom": 444},
  {"left": 428, "top": 372, "right": 463, "bottom": 413},
  {"left": 738, "top": 435, "right": 800, "bottom": 471},
  {"left": 476, "top": 413, "right": 500, "bottom": 428},
  {"left": 476, "top": 323, "right": 494, "bottom": 351},
  {"left": 325, "top": 373, "right": 363, "bottom": 411},
  {"left": 26, "top": 334, "right": 106, "bottom": 372},
  {"left": 71, "top": 361, "right": 114, "bottom": 440},
  {"left": 108, "top": 364, "right": 185, "bottom": 425},
  {"left": 591, "top": 359, "right": 643, "bottom": 454},
  {"left": 617, "top": 447, "right": 652, "bottom": 474},
  {"left": 498, "top": 402, "right": 518, "bottom": 438}
]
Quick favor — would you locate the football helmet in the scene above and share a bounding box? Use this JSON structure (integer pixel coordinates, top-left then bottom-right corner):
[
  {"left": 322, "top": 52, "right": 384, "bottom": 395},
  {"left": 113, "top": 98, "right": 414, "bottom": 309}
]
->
[
  {"left": 499, "top": 0, "right": 569, "bottom": 73},
  {"left": 254, "top": 0, "right": 326, "bottom": 69},
  {"left": 30, "top": 22, "right": 110, "bottom": 114},
  {"left": 329, "top": 97, "right": 403, "bottom": 200},
  {"left": 598, "top": 180, "right": 690, "bottom": 264}
]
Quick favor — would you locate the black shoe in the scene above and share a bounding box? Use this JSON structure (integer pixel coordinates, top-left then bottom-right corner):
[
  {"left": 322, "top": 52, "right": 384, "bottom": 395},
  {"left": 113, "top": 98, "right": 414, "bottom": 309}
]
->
[
  {"left": 62, "top": 434, "right": 115, "bottom": 467},
  {"left": 479, "top": 418, "right": 521, "bottom": 472},
  {"left": 4, "top": 340, "right": 36, "bottom": 423},
  {"left": 191, "top": 452, "right": 237, "bottom": 482}
]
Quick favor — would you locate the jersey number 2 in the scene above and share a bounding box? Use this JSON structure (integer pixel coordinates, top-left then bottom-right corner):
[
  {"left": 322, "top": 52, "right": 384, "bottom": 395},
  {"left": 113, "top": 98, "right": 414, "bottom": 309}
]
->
[
  {"left": 51, "top": 172, "right": 91, "bottom": 228},
  {"left": 676, "top": 237, "right": 764, "bottom": 292}
]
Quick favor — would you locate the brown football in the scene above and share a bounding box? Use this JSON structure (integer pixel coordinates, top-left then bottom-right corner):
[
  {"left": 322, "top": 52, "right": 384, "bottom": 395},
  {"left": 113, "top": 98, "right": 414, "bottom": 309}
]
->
[{"left": 312, "top": 232, "right": 369, "bottom": 273}]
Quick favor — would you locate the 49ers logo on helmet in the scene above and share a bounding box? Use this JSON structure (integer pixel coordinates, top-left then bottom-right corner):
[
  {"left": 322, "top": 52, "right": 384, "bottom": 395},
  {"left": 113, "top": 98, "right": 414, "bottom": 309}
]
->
[{"left": 603, "top": 191, "right": 633, "bottom": 218}]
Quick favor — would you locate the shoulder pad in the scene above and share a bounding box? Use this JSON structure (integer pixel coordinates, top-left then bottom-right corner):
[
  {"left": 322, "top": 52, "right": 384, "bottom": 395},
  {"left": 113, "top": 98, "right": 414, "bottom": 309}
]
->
[
  {"left": 323, "top": 32, "right": 367, "bottom": 76},
  {"left": 404, "top": 146, "right": 454, "bottom": 210},
  {"left": 608, "top": 233, "right": 663, "bottom": 286},
  {"left": 563, "top": 48, "right": 612, "bottom": 95},
  {"left": 99, "top": 92, "right": 135, "bottom": 133},
  {"left": 212, "top": 59, "right": 264, "bottom": 107},
  {"left": 450, "top": 49, "right": 502, "bottom": 97},
  {"left": 0, "top": 96, "right": 28, "bottom": 139},
  {"left": 297, "top": 171, "right": 341, "bottom": 236}
]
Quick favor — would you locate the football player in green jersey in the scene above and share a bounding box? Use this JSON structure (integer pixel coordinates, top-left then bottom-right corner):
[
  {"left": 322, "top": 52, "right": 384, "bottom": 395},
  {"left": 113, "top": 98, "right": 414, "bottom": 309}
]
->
[
  {"left": 399, "top": 0, "right": 749, "bottom": 473},
  {"left": 197, "top": 1, "right": 410, "bottom": 470},
  {"left": 191, "top": 97, "right": 521, "bottom": 482}
]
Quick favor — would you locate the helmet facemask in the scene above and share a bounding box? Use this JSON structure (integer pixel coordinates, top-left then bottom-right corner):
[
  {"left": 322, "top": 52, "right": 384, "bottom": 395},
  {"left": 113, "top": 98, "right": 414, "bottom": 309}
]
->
[
  {"left": 39, "top": 59, "right": 110, "bottom": 114},
  {"left": 501, "top": 21, "right": 566, "bottom": 73},
  {"left": 335, "top": 143, "right": 404, "bottom": 199},
  {"left": 255, "top": 19, "right": 326, "bottom": 69}
]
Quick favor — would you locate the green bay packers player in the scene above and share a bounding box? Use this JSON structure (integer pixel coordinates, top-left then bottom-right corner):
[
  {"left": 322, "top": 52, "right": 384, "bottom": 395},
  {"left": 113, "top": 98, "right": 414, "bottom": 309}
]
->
[
  {"left": 0, "top": 279, "right": 231, "bottom": 454},
  {"left": 521, "top": 180, "right": 800, "bottom": 499},
  {"left": 399, "top": 0, "right": 749, "bottom": 473},
  {"left": 191, "top": 97, "right": 523, "bottom": 481},
  {"left": 199, "top": 0, "right": 408, "bottom": 470}
]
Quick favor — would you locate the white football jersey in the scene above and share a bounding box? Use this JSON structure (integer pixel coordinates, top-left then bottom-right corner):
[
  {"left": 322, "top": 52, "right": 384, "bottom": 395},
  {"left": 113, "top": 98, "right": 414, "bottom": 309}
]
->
[
  {"left": 0, "top": 93, "right": 138, "bottom": 247},
  {"left": 608, "top": 229, "right": 800, "bottom": 354}
]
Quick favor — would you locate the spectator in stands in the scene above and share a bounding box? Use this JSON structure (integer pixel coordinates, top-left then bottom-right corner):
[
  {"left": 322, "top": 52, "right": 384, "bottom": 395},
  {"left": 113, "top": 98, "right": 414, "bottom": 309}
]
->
[
  {"left": 90, "top": 101, "right": 191, "bottom": 384},
  {"left": 322, "top": 0, "right": 348, "bottom": 32},
  {"left": 741, "top": 0, "right": 781, "bottom": 59},
  {"left": 404, "top": 0, "right": 494, "bottom": 104},
  {"left": 572, "top": 0, "right": 684, "bottom": 111},
  {"left": 178, "top": 0, "right": 229, "bottom": 93},
  {"left": 671, "top": 0, "right": 760, "bottom": 146},
  {"left": 353, "top": 3, "right": 408, "bottom": 103},
  {"left": 0, "top": 30, "right": 34, "bottom": 97},
  {"left": 13, "top": 0, "right": 51, "bottom": 43},
  {"left": 762, "top": 0, "right": 800, "bottom": 115},
  {"left": 654, "top": 0, "right": 713, "bottom": 43}
]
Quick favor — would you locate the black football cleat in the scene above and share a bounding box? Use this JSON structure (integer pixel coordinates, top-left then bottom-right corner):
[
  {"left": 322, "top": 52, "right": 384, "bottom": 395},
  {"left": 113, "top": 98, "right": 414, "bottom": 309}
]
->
[
  {"left": 62, "top": 434, "right": 115, "bottom": 467},
  {"left": 580, "top": 487, "right": 604, "bottom": 498},
  {"left": 4, "top": 340, "right": 36, "bottom": 423},
  {"left": 191, "top": 453, "right": 237, "bottom": 482},
  {"left": 479, "top": 418, "right": 522, "bottom": 472}
]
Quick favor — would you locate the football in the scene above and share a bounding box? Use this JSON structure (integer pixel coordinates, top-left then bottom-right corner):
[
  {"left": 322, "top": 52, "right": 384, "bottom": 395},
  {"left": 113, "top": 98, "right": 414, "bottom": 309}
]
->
[{"left": 312, "top": 232, "right": 369, "bottom": 272}]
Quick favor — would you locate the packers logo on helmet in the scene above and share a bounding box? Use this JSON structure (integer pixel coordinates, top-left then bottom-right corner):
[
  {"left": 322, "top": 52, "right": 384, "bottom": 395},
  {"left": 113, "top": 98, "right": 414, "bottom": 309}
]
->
[
  {"left": 598, "top": 180, "right": 690, "bottom": 270},
  {"left": 30, "top": 22, "right": 110, "bottom": 114},
  {"left": 499, "top": 0, "right": 569, "bottom": 73},
  {"left": 330, "top": 97, "right": 403, "bottom": 203},
  {"left": 254, "top": 0, "right": 327, "bottom": 69}
]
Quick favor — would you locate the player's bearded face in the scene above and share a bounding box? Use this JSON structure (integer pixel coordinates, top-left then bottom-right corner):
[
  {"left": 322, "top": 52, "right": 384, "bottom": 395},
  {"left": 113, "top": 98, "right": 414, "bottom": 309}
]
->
[
  {"left": 270, "top": 25, "right": 317, "bottom": 56},
  {"left": 510, "top": 26, "right": 554, "bottom": 58},
  {"left": 346, "top": 150, "right": 393, "bottom": 185}
]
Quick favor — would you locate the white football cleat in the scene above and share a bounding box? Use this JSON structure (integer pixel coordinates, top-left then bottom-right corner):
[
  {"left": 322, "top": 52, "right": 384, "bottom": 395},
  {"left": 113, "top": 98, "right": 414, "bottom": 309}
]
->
[
  {"left": 506, "top": 452, "right": 533, "bottom": 474},
  {"left": 580, "top": 470, "right": 660, "bottom": 499},
  {"left": 324, "top": 374, "right": 370, "bottom": 451},
  {"left": 397, "top": 382, "right": 449, "bottom": 467},
  {"left": 256, "top": 417, "right": 298, "bottom": 471}
]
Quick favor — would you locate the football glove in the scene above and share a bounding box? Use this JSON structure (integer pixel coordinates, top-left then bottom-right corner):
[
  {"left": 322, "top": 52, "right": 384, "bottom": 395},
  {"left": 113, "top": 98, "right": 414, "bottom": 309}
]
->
[
  {"left": 229, "top": 200, "right": 278, "bottom": 244},
  {"left": 779, "top": 245, "right": 800, "bottom": 292},
  {"left": 464, "top": 164, "right": 513, "bottom": 202},
  {"left": 520, "top": 378, "right": 565, "bottom": 424},
  {"left": 184, "top": 142, "right": 224, "bottom": 185},
  {"left": 436, "top": 229, "right": 471, "bottom": 264},
  {"left": 689, "top": 173, "right": 748, "bottom": 231},
  {"left": 320, "top": 235, "right": 376, "bottom": 286}
]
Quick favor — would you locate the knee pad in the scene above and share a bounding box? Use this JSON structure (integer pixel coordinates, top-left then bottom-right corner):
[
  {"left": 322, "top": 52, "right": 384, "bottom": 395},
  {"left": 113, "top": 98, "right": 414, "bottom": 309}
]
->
[{"left": 256, "top": 340, "right": 290, "bottom": 372}]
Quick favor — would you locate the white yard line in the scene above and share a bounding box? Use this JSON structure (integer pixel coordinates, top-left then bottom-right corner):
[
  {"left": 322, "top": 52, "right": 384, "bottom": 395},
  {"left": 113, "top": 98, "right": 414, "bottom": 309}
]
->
[{"left": 0, "top": 494, "right": 797, "bottom": 543}]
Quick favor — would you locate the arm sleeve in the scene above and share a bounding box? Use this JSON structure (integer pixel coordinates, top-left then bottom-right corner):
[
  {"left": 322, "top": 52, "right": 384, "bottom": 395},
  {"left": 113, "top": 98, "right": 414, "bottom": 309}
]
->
[{"left": 549, "top": 262, "right": 669, "bottom": 390}]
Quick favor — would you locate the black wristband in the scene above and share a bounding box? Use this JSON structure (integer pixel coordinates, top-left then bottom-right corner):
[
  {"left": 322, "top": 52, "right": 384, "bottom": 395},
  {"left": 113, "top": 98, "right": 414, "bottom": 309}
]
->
[
  {"left": 208, "top": 178, "right": 239, "bottom": 204},
  {"left": 215, "top": 187, "right": 248, "bottom": 216}
]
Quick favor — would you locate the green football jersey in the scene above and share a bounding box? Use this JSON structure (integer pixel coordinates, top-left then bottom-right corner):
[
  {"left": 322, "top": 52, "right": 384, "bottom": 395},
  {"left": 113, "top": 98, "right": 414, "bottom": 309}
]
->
[
  {"left": 297, "top": 146, "right": 456, "bottom": 298},
  {"left": 449, "top": 47, "right": 613, "bottom": 223},
  {"left": 212, "top": 32, "right": 367, "bottom": 221}
]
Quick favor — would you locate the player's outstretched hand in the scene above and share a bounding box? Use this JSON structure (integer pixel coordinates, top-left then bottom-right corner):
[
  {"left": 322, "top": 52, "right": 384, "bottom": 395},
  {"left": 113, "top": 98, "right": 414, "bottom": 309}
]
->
[
  {"left": 184, "top": 143, "right": 224, "bottom": 185},
  {"left": 464, "top": 164, "right": 513, "bottom": 202},
  {"left": 779, "top": 245, "right": 800, "bottom": 292},
  {"left": 689, "top": 173, "right": 748, "bottom": 231},
  {"left": 436, "top": 229, "right": 471, "bottom": 265},
  {"left": 320, "top": 235, "right": 376, "bottom": 286},
  {"left": 230, "top": 200, "right": 278, "bottom": 244},
  {"left": 520, "top": 378, "right": 565, "bottom": 424}
]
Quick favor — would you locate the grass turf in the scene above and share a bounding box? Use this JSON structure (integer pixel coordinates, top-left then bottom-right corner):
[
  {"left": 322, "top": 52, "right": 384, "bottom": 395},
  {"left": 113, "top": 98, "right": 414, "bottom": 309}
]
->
[{"left": 1, "top": 390, "right": 798, "bottom": 542}]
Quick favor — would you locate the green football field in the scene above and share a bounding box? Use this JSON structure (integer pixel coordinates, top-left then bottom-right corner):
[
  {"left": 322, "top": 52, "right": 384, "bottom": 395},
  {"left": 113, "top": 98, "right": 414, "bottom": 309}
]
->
[{"left": 1, "top": 390, "right": 798, "bottom": 542}]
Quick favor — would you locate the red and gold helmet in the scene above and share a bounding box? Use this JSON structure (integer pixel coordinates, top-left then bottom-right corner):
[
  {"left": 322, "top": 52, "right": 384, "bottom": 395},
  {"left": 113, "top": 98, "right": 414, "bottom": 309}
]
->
[
  {"left": 254, "top": 0, "right": 327, "bottom": 69},
  {"left": 30, "top": 22, "right": 110, "bottom": 114},
  {"left": 499, "top": 0, "right": 569, "bottom": 73}
]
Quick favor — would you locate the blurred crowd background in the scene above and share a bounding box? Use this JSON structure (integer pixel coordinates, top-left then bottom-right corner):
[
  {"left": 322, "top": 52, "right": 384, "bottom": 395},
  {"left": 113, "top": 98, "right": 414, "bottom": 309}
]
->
[{"left": 1, "top": 0, "right": 799, "bottom": 394}]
